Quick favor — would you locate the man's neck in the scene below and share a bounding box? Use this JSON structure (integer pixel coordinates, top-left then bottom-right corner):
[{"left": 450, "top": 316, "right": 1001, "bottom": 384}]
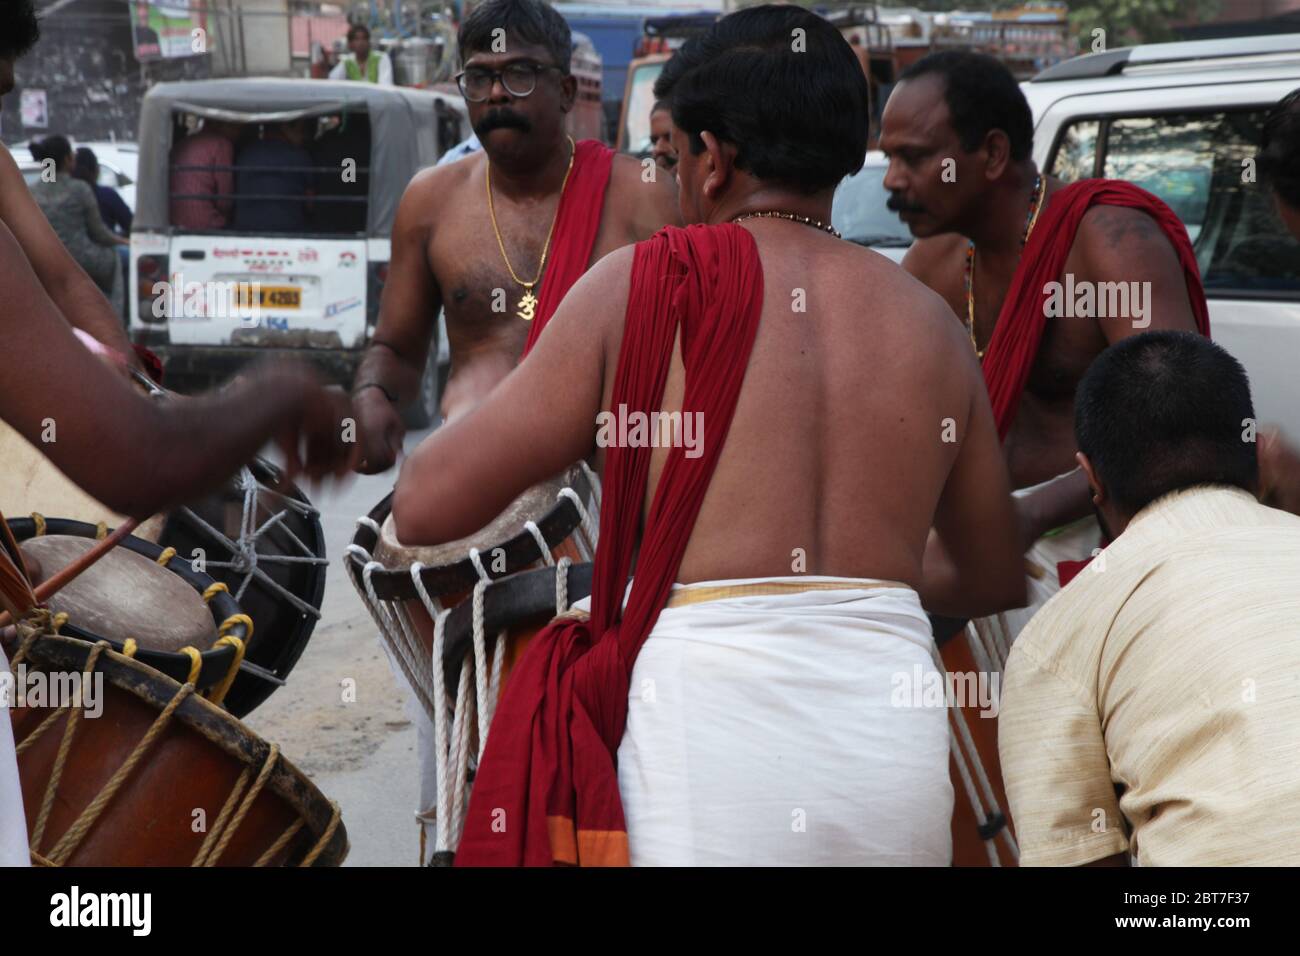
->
[
  {"left": 485, "top": 135, "right": 575, "bottom": 201},
  {"left": 708, "top": 184, "right": 835, "bottom": 231},
  {"left": 964, "top": 161, "right": 1041, "bottom": 257}
]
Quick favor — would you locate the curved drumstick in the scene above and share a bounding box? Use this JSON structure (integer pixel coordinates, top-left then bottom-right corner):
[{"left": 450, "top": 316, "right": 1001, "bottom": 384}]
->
[{"left": 0, "top": 518, "right": 140, "bottom": 630}]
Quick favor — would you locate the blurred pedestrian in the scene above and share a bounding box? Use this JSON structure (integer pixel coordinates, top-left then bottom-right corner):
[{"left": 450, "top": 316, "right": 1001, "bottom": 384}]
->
[
  {"left": 28, "top": 135, "right": 126, "bottom": 296},
  {"left": 329, "top": 24, "right": 393, "bottom": 85}
]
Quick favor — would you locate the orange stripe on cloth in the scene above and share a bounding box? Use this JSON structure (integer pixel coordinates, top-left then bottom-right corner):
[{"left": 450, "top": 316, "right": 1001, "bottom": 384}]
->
[{"left": 547, "top": 816, "right": 630, "bottom": 866}]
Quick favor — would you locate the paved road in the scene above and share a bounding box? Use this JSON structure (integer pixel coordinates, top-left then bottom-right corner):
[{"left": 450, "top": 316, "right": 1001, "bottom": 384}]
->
[{"left": 243, "top": 426, "right": 434, "bottom": 867}]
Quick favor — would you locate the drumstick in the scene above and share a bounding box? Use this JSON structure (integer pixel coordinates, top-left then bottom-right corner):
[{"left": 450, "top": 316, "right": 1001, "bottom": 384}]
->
[{"left": 0, "top": 518, "right": 141, "bottom": 630}]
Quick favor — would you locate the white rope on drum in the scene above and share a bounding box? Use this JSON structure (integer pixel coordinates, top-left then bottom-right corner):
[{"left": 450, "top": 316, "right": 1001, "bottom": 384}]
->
[
  {"left": 523, "top": 520, "right": 556, "bottom": 566},
  {"left": 467, "top": 548, "right": 496, "bottom": 762},
  {"left": 351, "top": 549, "right": 437, "bottom": 723},
  {"left": 579, "top": 460, "right": 603, "bottom": 521},
  {"left": 555, "top": 556, "right": 572, "bottom": 615},
  {"left": 930, "top": 639, "right": 1019, "bottom": 866},
  {"left": 990, "top": 613, "right": 1013, "bottom": 669},
  {"left": 428, "top": 605, "right": 455, "bottom": 855},
  {"left": 558, "top": 487, "right": 599, "bottom": 561},
  {"left": 445, "top": 655, "right": 476, "bottom": 852}
]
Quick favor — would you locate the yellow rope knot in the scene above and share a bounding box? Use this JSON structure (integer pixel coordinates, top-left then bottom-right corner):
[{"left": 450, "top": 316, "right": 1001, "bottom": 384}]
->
[
  {"left": 156, "top": 546, "right": 176, "bottom": 567},
  {"left": 30, "top": 513, "right": 46, "bottom": 536},
  {"left": 202, "top": 581, "right": 229, "bottom": 603},
  {"left": 50, "top": 612, "right": 68, "bottom": 634},
  {"left": 94, "top": 522, "right": 107, "bottom": 541},
  {"left": 122, "top": 638, "right": 138, "bottom": 658},
  {"left": 179, "top": 646, "right": 202, "bottom": 686}
]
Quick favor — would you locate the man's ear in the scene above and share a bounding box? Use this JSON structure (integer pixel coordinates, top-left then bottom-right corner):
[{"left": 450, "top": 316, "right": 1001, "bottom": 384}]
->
[
  {"left": 982, "top": 128, "right": 1012, "bottom": 182},
  {"left": 559, "top": 74, "right": 577, "bottom": 113},
  {"left": 699, "top": 130, "right": 734, "bottom": 201},
  {"left": 1076, "top": 451, "right": 1105, "bottom": 505}
]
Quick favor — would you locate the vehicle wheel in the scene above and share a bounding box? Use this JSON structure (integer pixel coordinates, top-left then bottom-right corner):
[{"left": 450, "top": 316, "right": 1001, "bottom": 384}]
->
[{"left": 402, "top": 342, "right": 440, "bottom": 430}]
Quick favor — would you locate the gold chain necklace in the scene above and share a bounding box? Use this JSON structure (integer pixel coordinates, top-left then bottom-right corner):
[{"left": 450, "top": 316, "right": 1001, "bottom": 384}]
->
[
  {"left": 732, "top": 209, "right": 842, "bottom": 239},
  {"left": 964, "top": 173, "right": 1045, "bottom": 360},
  {"left": 486, "top": 135, "right": 576, "bottom": 321}
]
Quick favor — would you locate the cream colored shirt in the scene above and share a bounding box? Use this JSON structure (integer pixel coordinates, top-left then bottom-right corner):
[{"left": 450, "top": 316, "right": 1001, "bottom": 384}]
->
[{"left": 999, "top": 485, "right": 1300, "bottom": 866}]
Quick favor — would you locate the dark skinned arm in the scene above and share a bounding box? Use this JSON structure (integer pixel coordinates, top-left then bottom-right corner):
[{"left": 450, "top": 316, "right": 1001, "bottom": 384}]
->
[
  {"left": 0, "top": 147, "right": 135, "bottom": 361},
  {"left": 0, "top": 219, "right": 353, "bottom": 520},
  {"left": 1017, "top": 206, "right": 1202, "bottom": 542}
]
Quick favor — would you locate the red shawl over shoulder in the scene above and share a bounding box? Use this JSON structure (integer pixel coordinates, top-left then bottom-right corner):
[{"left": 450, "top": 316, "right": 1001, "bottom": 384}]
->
[
  {"left": 456, "top": 224, "right": 764, "bottom": 866},
  {"left": 520, "top": 140, "right": 615, "bottom": 359},
  {"left": 983, "top": 179, "right": 1211, "bottom": 441}
]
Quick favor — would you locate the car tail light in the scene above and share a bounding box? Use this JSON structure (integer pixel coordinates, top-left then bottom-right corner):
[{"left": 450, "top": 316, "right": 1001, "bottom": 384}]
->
[{"left": 137, "top": 254, "right": 169, "bottom": 323}]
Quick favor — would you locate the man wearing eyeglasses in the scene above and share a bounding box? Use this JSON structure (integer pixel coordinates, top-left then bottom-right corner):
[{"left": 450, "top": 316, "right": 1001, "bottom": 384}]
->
[{"left": 351, "top": 0, "right": 679, "bottom": 474}]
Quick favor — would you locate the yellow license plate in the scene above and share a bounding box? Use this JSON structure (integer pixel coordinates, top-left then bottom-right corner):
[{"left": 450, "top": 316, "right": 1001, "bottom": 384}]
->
[{"left": 236, "top": 285, "right": 301, "bottom": 309}]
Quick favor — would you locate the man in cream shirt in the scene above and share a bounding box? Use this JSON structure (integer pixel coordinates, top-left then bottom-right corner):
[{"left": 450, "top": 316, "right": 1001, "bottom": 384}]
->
[{"left": 999, "top": 330, "right": 1300, "bottom": 866}]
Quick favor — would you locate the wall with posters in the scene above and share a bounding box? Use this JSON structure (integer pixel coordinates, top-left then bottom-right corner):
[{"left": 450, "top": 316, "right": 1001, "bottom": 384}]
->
[{"left": 0, "top": 0, "right": 209, "bottom": 144}]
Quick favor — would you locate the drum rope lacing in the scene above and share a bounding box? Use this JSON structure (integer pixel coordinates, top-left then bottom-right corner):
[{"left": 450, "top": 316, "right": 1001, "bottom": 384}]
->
[
  {"left": 13, "top": 631, "right": 343, "bottom": 866},
  {"left": 930, "top": 615, "right": 1020, "bottom": 865},
  {"left": 174, "top": 466, "right": 327, "bottom": 619},
  {"left": 346, "top": 469, "right": 602, "bottom": 863},
  {"left": 18, "top": 521, "right": 253, "bottom": 708}
]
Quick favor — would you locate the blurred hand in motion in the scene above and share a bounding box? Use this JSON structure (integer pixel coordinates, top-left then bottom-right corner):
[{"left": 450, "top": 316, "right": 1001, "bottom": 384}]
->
[
  {"left": 353, "top": 385, "right": 405, "bottom": 475},
  {"left": 231, "top": 360, "right": 361, "bottom": 487}
]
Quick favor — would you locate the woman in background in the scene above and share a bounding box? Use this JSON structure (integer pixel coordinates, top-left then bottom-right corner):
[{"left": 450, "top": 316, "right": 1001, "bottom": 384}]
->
[{"left": 28, "top": 135, "right": 126, "bottom": 296}]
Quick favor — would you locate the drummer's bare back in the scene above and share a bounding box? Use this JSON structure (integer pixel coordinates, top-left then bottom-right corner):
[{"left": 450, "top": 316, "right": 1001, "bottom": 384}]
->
[{"left": 391, "top": 150, "right": 679, "bottom": 419}]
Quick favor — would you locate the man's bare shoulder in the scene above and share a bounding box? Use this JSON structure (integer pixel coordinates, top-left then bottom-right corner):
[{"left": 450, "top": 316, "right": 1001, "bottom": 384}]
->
[
  {"left": 606, "top": 151, "right": 679, "bottom": 239},
  {"left": 1073, "top": 204, "right": 1177, "bottom": 276},
  {"left": 900, "top": 232, "right": 966, "bottom": 282},
  {"left": 0, "top": 146, "right": 27, "bottom": 216},
  {"left": 402, "top": 153, "right": 482, "bottom": 216},
  {"left": 834, "top": 240, "right": 972, "bottom": 357}
]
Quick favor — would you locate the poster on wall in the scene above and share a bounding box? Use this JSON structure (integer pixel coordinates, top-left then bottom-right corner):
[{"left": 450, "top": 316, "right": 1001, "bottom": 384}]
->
[
  {"left": 20, "top": 89, "right": 48, "bottom": 129},
  {"left": 132, "top": 0, "right": 211, "bottom": 62}
]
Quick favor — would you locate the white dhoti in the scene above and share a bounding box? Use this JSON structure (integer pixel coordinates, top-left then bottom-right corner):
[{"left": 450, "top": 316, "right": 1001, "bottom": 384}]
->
[
  {"left": 993, "top": 510, "right": 1103, "bottom": 649},
  {"left": 0, "top": 647, "right": 31, "bottom": 867},
  {"left": 577, "top": 576, "right": 953, "bottom": 866}
]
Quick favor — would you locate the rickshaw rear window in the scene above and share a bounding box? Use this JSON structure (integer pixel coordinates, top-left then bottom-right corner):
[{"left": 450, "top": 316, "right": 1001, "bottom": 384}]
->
[{"left": 167, "top": 110, "right": 372, "bottom": 236}]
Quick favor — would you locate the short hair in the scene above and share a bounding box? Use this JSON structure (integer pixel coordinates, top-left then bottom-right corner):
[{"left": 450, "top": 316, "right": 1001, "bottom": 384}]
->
[
  {"left": 1259, "top": 87, "right": 1300, "bottom": 209},
  {"left": 651, "top": 99, "right": 670, "bottom": 115},
  {"left": 0, "top": 0, "right": 40, "bottom": 60},
  {"left": 29, "top": 134, "right": 72, "bottom": 168},
  {"left": 898, "top": 50, "right": 1033, "bottom": 162},
  {"left": 73, "top": 146, "right": 99, "bottom": 184},
  {"left": 458, "top": 0, "right": 572, "bottom": 73},
  {"left": 347, "top": 24, "right": 370, "bottom": 42},
  {"left": 653, "top": 5, "right": 869, "bottom": 194},
  {"left": 1075, "top": 331, "right": 1258, "bottom": 515}
]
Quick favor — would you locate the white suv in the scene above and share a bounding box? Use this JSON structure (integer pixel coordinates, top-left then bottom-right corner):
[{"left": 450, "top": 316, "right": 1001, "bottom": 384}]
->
[{"left": 1023, "top": 33, "right": 1300, "bottom": 440}]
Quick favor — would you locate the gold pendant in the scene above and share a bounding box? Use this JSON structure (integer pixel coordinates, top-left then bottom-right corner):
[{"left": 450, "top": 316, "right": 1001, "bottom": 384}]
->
[{"left": 516, "top": 290, "right": 538, "bottom": 322}]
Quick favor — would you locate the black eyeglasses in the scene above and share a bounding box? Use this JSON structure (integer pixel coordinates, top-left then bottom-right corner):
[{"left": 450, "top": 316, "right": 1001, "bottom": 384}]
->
[{"left": 456, "top": 62, "right": 563, "bottom": 102}]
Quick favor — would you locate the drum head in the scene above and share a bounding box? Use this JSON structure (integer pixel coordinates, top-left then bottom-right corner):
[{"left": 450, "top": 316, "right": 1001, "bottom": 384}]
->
[
  {"left": 158, "top": 457, "right": 327, "bottom": 718},
  {"left": 22, "top": 535, "right": 216, "bottom": 652},
  {"left": 375, "top": 467, "right": 580, "bottom": 569}
]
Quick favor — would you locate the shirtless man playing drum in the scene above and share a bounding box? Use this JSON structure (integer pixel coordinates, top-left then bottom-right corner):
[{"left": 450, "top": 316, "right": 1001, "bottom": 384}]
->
[
  {"left": 352, "top": 0, "right": 679, "bottom": 473},
  {"left": 881, "top": 52, "right": 1205, "bottom": 634}
]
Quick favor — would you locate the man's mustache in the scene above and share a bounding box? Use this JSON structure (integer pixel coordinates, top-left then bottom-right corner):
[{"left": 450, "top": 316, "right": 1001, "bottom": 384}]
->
[
  {"left": 474, "top": 109, "right": 532, "bottom": 136},
  {"left": 886, "top": 192, "right": 926, "bottom": 215}
]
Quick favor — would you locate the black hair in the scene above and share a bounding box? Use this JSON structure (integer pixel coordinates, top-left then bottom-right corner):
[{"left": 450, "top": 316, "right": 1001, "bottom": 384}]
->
[
  {"left": 458, "top": 0, "right": 572, "bottom": 73},
  {"left": 651, "top": 99, "right": 670, "bottom": 115},
  {"left": 347, "top": 24, "right": 370, "bottom": 42},
  {"left": 653, "top": 5, "right": 869, "bottom": 194},
  {"left": 0, "top": 0, "right": 40, "bottom": 60},
  {"left": 1075, "top": 331, "right": 1258, "bottom": 515},
  {"left": 898, "top": 50, "right": 1033, "bottom": 161},
  {"left": 1259, "top": 87, "right": 1300, "bottom": 209},
  {"left": 29, "top": 135, "right": 72, "bottom": 168},
  {"left": 73, "top": 146, "right": 98, "bottom": 184}
]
